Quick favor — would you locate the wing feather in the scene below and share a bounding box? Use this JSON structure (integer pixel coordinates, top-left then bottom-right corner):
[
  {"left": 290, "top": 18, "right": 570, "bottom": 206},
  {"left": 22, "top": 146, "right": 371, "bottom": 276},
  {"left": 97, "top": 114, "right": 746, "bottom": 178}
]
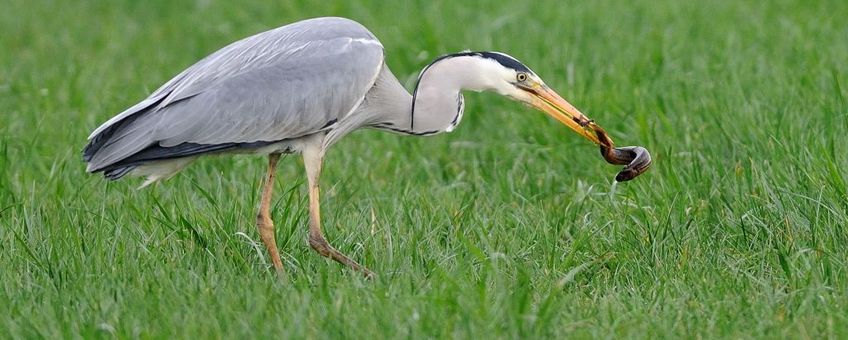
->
[{"left": 85, "top": 17, "right": 384, "bottom": 171}]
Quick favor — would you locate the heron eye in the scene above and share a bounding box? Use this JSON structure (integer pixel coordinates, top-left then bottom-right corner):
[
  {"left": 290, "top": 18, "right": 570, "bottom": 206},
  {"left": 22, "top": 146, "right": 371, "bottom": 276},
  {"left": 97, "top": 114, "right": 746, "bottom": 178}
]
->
[{"left": 516, "top": 73, "right": 527, "bottom": 82}]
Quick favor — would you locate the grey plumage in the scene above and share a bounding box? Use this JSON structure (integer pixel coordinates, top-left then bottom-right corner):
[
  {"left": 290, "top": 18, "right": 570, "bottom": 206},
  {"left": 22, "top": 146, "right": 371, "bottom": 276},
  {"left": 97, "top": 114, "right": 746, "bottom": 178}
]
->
[
  {"left": 83, "top": 16, "right": 549, "bottom": 189},
  {"left": 84, "top": 17, "right": 386, "bottom": 176}
]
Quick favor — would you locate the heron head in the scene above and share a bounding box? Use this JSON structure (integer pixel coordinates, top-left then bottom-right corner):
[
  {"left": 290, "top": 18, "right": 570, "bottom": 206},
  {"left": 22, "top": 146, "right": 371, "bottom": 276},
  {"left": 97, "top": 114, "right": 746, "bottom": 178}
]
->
[{"left": 469, "top": 51, "right": 605, "bottom": 146}]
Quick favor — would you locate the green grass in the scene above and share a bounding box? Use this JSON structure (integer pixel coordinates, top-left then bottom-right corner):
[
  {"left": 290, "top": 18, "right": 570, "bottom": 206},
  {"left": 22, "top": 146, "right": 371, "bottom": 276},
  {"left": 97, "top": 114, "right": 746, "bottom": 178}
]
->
[{"left": 2, "top": 0, "right": 847, "bottom": 338}]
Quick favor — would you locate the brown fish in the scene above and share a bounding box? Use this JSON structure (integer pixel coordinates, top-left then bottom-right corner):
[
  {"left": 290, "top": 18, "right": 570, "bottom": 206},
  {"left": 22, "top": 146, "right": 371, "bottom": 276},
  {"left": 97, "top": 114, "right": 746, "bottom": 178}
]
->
[
  {"left": 507, "top": 78, "right": 651, "bottom": 182},
  {"left": 590, "top": 124, "right": 652, "bottom": 182}
]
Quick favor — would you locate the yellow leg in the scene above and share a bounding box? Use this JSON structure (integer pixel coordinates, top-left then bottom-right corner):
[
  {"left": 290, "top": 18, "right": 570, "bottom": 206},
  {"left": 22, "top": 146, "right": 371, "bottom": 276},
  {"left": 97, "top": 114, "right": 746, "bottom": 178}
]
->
[
  {"left": 303, "top": 148, "right": 375, "bottom": 278},
  {"left": 257, "top": 153, "right": 284, "bottom": 273}
]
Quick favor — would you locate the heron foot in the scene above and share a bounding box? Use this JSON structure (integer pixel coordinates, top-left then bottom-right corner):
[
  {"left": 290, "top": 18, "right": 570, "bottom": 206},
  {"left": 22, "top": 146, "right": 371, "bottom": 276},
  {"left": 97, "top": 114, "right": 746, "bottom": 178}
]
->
[{"left": 308, "top": 233, "right": 375, "bottom": 279}]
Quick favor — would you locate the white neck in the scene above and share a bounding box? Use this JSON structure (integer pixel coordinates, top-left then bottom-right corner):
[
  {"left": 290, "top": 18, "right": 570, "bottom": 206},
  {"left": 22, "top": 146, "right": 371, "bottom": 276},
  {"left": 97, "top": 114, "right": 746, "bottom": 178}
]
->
[
  {"left": 368, "top": 55, "right": 516, "bottom": 135},
  {"left": 409, "top": 56, "right": 512, "bottom": 133}
]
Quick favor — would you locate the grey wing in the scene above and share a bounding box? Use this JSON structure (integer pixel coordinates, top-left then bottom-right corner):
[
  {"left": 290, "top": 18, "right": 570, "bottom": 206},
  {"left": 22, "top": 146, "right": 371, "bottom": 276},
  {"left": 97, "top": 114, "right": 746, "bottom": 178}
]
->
[{"left": 84, "top": 17, "right": 384, "bottom": 172}]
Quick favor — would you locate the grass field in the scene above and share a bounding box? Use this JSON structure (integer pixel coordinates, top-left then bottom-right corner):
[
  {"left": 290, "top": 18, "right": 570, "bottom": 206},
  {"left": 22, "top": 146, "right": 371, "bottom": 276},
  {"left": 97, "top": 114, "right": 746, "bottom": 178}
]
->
[{"left": 2, "top": 0, "right": 848, "bottom": 338}]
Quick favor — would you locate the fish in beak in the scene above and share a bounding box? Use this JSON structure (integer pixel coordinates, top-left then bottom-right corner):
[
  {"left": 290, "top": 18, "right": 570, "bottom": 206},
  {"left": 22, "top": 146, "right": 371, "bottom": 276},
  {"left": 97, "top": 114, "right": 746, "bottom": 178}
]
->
[{"left": 519, "top": 81, "right": 652, "bottom": 181}]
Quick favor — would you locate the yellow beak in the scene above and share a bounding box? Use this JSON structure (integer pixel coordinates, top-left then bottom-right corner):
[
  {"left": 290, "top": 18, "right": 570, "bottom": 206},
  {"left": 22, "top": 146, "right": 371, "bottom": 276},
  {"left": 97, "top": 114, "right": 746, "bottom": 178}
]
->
[{"left": 525, "top": 85, "right": 612, "bottom": 148}]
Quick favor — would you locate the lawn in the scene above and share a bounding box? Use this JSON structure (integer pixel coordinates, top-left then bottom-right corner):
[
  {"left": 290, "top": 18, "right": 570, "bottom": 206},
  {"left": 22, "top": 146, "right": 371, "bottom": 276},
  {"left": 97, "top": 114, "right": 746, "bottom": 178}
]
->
[{"left": 1, "top": 0, "right": 847, "bottom": 338}]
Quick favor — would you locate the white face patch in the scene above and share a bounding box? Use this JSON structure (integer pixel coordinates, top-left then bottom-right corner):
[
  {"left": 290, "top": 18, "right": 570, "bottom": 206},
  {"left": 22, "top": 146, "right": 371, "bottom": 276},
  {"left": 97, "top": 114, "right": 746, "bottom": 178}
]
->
[{"left": 411, "top": 51, "right": 539, "bottom": 134}]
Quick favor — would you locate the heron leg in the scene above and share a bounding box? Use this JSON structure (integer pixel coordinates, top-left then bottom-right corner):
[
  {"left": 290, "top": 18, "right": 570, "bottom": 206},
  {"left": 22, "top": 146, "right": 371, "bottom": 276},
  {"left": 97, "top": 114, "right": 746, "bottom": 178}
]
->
[
  {"left": 257, "top": 153, "right": 285, "bottom": 273},
  {"left": 302, "top": 147, "right": 375, "bottom": 278}
]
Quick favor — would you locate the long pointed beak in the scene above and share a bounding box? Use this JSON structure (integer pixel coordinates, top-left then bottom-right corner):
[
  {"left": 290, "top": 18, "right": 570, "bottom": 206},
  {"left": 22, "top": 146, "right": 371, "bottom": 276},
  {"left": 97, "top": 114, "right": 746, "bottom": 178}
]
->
[{"left": 526, "top": 85, "right": 609, "bottom": 147}]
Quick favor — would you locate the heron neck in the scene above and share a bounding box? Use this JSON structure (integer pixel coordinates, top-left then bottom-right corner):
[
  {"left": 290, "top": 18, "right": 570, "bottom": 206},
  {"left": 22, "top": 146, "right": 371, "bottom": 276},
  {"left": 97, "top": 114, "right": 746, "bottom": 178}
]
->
[
  {"left": 370, "top": 56, "right": 491, "bottom": 135},
  {"left": 407, "top": 56, "right": 494, "bottom": 134}
]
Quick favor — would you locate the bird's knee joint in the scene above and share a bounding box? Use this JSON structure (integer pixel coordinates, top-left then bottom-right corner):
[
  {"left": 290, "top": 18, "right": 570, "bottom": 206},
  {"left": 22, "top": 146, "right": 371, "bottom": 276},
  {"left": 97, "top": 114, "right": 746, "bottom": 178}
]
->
[{"left": 256, "top": 214, "right": 273, "bottom": 230}]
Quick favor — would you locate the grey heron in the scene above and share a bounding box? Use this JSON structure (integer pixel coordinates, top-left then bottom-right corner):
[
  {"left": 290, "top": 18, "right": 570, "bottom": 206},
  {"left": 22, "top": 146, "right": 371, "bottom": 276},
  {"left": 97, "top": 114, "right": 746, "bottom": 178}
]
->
[{"left": 83, "top": 17, "right": 649, "bottom": 277}]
